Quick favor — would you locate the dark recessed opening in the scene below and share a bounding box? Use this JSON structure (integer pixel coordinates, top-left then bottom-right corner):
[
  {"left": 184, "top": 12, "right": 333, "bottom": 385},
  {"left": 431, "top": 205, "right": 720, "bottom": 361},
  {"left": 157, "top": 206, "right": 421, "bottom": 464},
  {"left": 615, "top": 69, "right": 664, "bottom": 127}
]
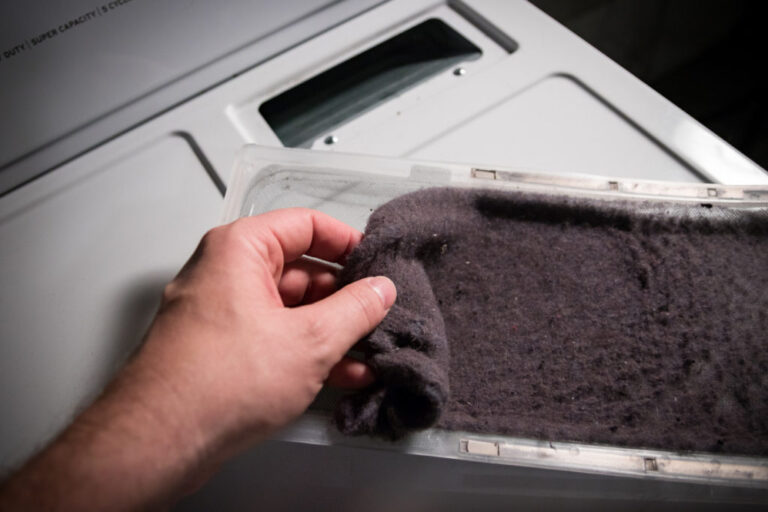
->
[{"left": 259, "top": 18, "right": 482, "bottom": 148}]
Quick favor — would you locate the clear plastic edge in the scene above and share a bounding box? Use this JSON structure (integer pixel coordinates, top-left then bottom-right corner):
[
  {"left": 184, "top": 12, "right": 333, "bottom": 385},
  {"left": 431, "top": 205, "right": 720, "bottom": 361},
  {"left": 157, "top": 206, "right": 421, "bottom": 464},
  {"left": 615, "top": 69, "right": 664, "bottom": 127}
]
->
[
  {"left": 221, "top": 145, "right": 768, "bottom": 225},
  {"left": 222, "top": 145, "right": 768, "bottom": 487},
  {"left": 274, "top": 412, "right": 768, "bottom": 490}
]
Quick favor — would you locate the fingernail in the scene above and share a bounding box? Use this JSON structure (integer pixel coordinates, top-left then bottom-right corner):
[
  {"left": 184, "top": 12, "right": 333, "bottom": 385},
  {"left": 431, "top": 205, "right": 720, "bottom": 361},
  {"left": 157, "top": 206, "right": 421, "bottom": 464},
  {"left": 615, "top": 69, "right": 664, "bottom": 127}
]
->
[{"left": 368, "top": 276, "right": 396, "bottom": 309}]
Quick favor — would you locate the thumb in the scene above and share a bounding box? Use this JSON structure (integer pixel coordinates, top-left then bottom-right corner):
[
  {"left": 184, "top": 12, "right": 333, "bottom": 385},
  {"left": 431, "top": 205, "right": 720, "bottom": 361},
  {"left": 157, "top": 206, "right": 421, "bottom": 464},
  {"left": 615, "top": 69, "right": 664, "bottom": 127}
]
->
[{"left": 299, "top": 276, "right": 396, "bottom": 355}]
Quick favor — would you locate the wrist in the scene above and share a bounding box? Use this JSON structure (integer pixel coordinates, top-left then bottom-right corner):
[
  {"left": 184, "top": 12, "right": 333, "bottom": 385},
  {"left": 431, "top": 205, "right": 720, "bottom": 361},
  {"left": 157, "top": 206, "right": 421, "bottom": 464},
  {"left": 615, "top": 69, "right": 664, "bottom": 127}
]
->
[
  {"left": 123, "top": 347, "right": 213, "bottom": 472},
  {"left": 81, "top": 355, "right": 211, "bottom": 505},
  {"left": 132, "top": 323, "right": 269, "bottom": 472}
]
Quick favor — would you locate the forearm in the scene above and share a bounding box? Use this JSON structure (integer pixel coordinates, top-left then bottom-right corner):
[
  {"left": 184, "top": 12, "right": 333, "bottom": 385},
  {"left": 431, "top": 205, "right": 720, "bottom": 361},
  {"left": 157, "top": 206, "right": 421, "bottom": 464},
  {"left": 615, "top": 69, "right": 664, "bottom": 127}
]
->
[
  {"left": 0, "top": 356, "right": 206, "bottom": 512},
  {"left": 0, "top": 210, "right": 394, "bottom": 511}
]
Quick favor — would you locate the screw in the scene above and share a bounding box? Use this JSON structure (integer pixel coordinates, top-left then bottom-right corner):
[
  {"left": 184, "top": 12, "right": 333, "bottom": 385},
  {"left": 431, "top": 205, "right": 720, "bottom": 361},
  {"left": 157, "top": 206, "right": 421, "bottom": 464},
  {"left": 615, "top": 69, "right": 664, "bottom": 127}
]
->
[
  {"left": 453, "top": 67, "right": 466, "bottom": 76},
  {"left": 324, "top": 135, "right": 338, "bottom": 145}
]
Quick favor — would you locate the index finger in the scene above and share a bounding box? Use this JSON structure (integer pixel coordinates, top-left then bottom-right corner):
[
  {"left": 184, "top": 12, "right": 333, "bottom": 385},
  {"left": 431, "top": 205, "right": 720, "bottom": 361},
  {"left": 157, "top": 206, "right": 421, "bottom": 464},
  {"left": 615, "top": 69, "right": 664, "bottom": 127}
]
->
[{"left": 237, "top": 208, "right": 362, "bottom": 264}]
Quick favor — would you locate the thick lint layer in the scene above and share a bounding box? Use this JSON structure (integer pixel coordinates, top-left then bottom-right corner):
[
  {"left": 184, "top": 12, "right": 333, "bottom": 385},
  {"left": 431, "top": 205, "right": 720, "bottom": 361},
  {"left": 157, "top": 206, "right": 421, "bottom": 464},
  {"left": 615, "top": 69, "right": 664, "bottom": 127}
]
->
[{"left": 335, "top": 187, "right": 768, "bottom": 455}]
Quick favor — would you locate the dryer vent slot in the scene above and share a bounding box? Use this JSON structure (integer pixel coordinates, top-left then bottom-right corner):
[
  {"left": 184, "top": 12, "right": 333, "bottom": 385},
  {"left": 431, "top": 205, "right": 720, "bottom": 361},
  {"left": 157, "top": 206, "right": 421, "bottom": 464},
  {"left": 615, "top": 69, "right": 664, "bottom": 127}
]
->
[{"left": 259, "top": 18, "right": 482, "bottom": 148}]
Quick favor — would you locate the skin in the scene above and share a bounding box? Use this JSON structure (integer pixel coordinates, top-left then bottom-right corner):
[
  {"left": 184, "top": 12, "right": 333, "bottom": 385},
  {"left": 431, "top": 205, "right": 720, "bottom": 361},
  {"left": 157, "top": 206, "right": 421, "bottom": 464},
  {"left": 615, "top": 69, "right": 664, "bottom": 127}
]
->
[{"left": 0, "top": 208, "right": 396, "bottom": 512}]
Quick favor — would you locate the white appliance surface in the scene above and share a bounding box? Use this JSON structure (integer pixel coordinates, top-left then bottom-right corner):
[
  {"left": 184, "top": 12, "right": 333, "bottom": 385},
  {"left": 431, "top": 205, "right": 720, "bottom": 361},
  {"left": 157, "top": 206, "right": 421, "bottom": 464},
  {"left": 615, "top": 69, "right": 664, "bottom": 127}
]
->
[
  {"left": 0, "top": 135, "right": 222, "bottom": 466},
  {"left": 1, "top": 0, "right": 767, "bottom": 507},
  {"left": 0, "top": 0, "right": 383, "bottom": 192}
]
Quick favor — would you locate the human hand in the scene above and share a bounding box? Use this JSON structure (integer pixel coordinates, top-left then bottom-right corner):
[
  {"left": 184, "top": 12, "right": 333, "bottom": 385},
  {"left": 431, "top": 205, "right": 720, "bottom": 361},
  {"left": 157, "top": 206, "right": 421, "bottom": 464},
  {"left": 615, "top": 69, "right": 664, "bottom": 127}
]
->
[
  {"left": 139, "top": 208, "right": 397, "bottom": 461},
  {"left": 0, "top": 208, "right": 396, "bottom": 512}
]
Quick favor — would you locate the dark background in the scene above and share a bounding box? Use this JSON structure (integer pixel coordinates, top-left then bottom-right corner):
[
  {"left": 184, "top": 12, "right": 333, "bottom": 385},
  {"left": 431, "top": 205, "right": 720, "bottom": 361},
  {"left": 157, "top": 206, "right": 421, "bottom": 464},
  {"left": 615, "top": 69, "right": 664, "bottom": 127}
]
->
[{"left": 531, "top": 0, "right": 768, "bottom": 171}]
